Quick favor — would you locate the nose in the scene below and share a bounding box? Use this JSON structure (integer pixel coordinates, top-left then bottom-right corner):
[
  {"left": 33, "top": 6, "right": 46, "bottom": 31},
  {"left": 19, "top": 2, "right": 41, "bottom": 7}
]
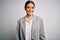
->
[{"left": 29, "top": 8, "right": 33, "bottom": 11}]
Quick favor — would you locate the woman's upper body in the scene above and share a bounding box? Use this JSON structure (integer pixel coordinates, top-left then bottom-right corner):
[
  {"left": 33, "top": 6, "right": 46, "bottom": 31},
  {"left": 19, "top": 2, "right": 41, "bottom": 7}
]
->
[{"left": 16, "top": 0, "right": 45, "bottom": 40}]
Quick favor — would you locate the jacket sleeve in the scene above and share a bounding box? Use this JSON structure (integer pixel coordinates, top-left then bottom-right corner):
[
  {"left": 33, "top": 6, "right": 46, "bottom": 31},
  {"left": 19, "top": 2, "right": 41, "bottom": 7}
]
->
[
  {"left": 16, "top": 20, "right": 25, "bottom": 40},
  {"left": 16, "top": 19, "right": 23, "bottom": 40},
  {"left": 16, "top": 22, "right": 20, "bottom": 40},
  {"left": 39, "top": 18, "right": 46, "bottom": 40}
]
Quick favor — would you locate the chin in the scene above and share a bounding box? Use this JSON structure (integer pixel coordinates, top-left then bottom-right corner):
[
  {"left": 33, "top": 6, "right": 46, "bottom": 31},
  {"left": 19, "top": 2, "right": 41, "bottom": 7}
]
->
[{"left": 27, "top": 12, "right": 33, "bottom": 16}]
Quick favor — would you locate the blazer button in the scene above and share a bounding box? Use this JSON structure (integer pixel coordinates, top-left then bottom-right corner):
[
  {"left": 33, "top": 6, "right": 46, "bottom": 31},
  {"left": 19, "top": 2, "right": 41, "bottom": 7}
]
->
[{"left": 32, "top": 39, "right": 34, "bottom": 40}]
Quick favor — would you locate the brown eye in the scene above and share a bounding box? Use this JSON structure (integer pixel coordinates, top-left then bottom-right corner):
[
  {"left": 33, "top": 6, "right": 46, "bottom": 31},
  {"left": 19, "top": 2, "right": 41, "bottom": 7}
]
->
[
  {"left": 27, "top": 6, "right": 30, "bottom": 9},
  {"left": 32, "top": 7, "right": 34, "bottom": 9}
]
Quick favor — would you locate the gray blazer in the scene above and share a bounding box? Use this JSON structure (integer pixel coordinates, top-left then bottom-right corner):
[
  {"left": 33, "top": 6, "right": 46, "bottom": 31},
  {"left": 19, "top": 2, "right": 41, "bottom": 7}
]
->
[{"left": 17, "top": 15, "right": 45, "bottom": 40}]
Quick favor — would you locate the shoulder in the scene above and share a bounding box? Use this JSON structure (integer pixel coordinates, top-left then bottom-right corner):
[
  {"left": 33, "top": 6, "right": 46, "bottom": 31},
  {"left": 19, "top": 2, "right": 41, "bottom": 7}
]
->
[
  {"left": 34, "top": 15, "right": 43, "bottom": 25},
  {"left": 34, "top": 15, "right": 43, "bottom": 21},
  {"left": 17, "top": 16, "right": 25, "bottom": 24}
]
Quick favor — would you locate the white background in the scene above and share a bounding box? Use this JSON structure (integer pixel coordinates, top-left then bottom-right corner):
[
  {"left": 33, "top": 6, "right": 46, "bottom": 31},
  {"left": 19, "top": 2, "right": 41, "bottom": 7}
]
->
[{"left": 0, "top": 0, "right": 60, "bottom": 40}]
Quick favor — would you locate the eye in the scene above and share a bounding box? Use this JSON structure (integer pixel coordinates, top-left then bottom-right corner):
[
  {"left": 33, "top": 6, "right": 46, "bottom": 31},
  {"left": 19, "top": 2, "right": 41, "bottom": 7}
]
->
[
  {"left": 27, "top": 6, "right": 30, "bottom": 9},
  {"left": 32, "top": 7, "right": 34, "bottom": 9}
]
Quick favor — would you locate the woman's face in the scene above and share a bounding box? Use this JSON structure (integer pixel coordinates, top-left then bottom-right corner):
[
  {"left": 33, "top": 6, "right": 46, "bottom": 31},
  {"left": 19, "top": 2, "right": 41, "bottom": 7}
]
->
[{"left": 25, "top": 3, "right": 35, "bottom": 16}]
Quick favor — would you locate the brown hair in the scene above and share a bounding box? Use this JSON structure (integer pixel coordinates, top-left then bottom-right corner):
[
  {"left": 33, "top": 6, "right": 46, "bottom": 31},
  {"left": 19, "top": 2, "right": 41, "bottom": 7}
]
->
[{"left": 25, "top": 0, "right": 35, "bottom": 9}]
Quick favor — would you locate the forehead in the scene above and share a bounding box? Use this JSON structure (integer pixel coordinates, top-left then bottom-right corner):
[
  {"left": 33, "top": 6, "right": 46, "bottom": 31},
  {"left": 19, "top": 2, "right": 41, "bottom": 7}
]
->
[{"left": 27, "top": 3, "right": 35, "bottom": 7}]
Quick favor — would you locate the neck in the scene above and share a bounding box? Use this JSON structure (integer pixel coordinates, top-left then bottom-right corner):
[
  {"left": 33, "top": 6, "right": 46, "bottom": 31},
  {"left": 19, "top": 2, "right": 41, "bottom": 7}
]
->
[{"left": 26, "top": 15, "right": 33, "bottom": 21}]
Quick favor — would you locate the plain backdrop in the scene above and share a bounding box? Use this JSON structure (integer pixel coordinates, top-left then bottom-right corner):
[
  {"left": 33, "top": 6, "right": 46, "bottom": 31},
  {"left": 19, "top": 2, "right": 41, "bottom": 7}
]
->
[{"left": 0, "top": 0, "right": 60, "bottom": 40}]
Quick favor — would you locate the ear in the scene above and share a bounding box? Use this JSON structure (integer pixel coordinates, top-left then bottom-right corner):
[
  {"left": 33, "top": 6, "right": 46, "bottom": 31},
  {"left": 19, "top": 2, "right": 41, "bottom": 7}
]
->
[{"left": 24, "top": 7, "right": 26, "bottom": 10}]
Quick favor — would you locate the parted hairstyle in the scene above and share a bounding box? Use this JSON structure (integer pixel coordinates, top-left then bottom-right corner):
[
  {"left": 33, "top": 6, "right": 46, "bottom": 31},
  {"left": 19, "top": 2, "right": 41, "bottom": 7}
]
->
[{"left": 24, "top": 0, "right": 35, "bottom": 9}]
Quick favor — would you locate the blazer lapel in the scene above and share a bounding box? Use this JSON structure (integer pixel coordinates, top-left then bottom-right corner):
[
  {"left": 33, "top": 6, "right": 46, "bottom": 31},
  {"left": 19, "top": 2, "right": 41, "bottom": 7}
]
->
[{"left": 22, "top": 16, "right": 26, "bottom": 39}]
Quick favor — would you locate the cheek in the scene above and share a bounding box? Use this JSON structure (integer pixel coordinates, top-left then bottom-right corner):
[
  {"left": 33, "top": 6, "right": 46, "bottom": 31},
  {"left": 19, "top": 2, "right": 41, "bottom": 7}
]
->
[
  {"left": 25, "top": 8, "right": 29, "bottom": 12},
  {"left": 27, "top": 9, "right": 30, "bottom": 11},
  {"left": 32, "top": 9, "right": 34, "bottom": 11}
]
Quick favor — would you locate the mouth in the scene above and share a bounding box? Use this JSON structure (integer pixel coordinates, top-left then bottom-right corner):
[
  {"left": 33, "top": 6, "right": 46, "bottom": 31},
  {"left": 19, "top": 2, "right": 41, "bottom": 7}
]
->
[{"left": 29, "top": 11, "right": 33, "bottom": 13}]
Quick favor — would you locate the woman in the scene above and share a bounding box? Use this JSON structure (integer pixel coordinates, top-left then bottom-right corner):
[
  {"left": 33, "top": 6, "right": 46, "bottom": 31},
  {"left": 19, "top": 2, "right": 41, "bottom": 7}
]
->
[{"left": 17, "top": 0, "right": 45, "bottom": 40}]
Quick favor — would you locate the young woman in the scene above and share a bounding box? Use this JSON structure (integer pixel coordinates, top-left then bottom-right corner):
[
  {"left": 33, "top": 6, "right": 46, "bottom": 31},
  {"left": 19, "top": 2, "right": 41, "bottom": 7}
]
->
[{"left": 17, "top": 0, "right": 45, "bottom": 40}]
